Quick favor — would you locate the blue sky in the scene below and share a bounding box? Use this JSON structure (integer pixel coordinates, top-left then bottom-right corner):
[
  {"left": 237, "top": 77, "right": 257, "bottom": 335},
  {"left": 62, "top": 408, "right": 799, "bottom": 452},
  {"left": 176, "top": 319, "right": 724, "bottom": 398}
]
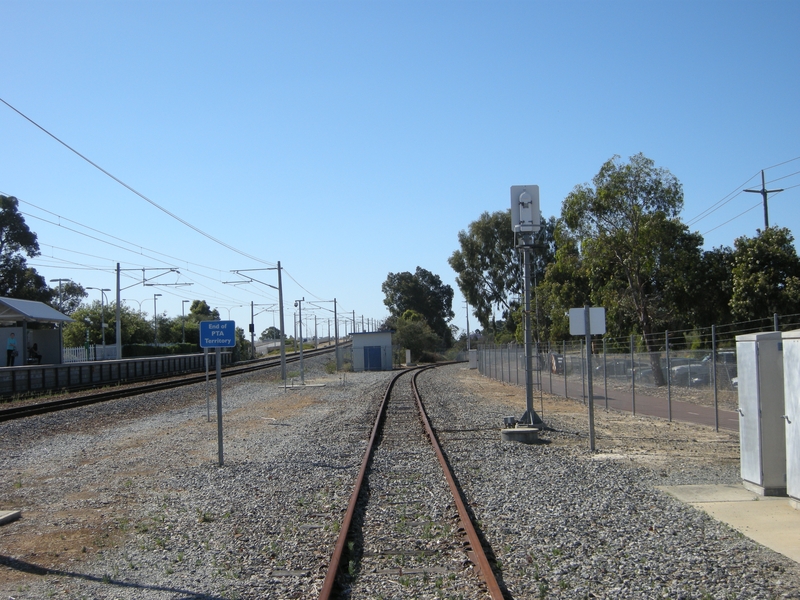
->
[{"left": 1, "top": 0, "right": 798, "bottom": 338}]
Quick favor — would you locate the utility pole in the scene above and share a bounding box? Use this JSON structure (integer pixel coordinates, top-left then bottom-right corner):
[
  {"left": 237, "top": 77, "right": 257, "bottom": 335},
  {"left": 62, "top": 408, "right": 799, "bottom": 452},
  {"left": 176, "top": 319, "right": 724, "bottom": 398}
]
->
[
  {"left": 228, "top": 263, "right": 286, "bottom": 380},
  {"left": 744, "top": 170, "right": 783, "bottom": 229},
  {"left": 464, "top": 301, "right": 471, "bottom": 351},
  {"left": 295, "top": 297, "right": 305, "bottom": 384},
  {"left": 51, "top": 278, "right": 69, "bottom": 362},
  {"left": 153, "top": 294, "right": 162, "bottom": 343},
  {"left": 116, "top": 264, "right": 122, "bottom": 360},
  {"left": 250, "top": 301, "right": 255, "bottom": 359},
  {"left": 334, "top": 299, "right": 340, "bottom": 370}
]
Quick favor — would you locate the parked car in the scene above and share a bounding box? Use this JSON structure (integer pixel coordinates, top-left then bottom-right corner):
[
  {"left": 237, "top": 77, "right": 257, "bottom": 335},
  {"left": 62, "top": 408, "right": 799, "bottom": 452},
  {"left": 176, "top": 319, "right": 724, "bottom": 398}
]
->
[{"left": 670, "top": 362, "right": 709, "bottom": 387}]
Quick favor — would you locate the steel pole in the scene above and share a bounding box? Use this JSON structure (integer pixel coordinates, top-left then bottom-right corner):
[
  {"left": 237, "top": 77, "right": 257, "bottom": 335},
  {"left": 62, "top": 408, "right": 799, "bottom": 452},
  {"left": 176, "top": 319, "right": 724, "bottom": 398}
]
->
[
  {"left": 521, "top": 243, "right": 540, "bottom": 425},
  {"left": 585, "top": 305, "right": 595, "bottom": 451},
  {"left": 334, "top": 299, "right": 341, "bottom": 370},
  {"left": 115, "top": 264, "right": 122, "bottom": 359},
  {"left": 278, "top": 261, "right": 287, "bottom": 381}
]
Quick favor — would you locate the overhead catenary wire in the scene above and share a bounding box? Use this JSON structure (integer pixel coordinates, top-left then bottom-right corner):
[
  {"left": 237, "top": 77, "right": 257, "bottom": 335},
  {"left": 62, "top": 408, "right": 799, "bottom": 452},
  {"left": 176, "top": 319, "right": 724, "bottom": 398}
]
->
[
  {"left": 0, "top": 96, "right": 277, "bottom": 268},
  {"left": 686, "top": 156, "right": 800, "bottom": 229},
  {"left": 0, "top": 100, "right": 386, "bottom": 327},
  {"left": 20, "top": 205, "right": 279, "bottom": 305}
]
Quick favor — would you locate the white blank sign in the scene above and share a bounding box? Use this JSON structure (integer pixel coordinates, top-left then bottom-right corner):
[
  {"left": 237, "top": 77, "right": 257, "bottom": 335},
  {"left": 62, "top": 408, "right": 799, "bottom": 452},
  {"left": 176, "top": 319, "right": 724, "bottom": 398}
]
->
[{"left": 569, "top": 307, "right": 606, "bottom": 336}]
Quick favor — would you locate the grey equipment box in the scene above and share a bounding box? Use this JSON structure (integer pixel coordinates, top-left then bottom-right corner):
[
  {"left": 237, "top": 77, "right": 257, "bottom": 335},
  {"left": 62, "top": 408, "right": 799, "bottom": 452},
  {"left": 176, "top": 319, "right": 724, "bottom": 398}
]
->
[
  {"left": 736, "top": 331, "right": 786, "bottom": 496},
  {"left": 781, "top": 329, "right": 800, "bottom": 508}
]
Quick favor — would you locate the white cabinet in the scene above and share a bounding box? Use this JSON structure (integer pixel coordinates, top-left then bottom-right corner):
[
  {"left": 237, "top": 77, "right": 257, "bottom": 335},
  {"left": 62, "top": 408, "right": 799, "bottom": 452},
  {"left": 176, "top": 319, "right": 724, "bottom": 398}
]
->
[
  {"left": 736, "top": 331, "right": 786, "bottom": 496},
  {"left": 782, "top": 330, "right": 800, "bottom": 508}
]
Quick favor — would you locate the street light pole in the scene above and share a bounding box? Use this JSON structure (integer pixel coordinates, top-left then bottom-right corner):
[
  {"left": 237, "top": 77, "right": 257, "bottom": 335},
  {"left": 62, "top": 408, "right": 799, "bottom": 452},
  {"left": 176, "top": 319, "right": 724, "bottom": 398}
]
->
[
  {"left": 51, "top": 278, "right": 69, "bottom": 362},
  {"left": 153, "top": 294, "right": 162, "bottom": 343},
  {"left": 295, "top": 297, "right": 305, "bottom": 384},
  {"left": 123, "top": 298, "right": 144, "bottom": 312},
  {"left": 87, "top": 287, "right": 110, "bottom": 359},
  {"left": 182, "top": 300, "right": 190, "bottom": 344}
]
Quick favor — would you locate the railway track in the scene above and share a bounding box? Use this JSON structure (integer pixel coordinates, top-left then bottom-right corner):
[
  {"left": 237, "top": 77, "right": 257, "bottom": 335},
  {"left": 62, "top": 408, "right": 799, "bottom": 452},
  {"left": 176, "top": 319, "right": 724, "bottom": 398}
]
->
[
  {"left": 320, "top": 365, "right": 504, "bottom": 600},
  {"left": 0, "top": 344, "right": 339, "bottom": 422}
]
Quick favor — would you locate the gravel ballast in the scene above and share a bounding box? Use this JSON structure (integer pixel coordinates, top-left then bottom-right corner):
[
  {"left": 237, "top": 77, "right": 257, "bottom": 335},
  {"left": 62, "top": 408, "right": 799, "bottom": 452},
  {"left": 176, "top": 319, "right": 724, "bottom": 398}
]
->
[{"left": 0, "top": 359, "right": 798, "bottom": 599}]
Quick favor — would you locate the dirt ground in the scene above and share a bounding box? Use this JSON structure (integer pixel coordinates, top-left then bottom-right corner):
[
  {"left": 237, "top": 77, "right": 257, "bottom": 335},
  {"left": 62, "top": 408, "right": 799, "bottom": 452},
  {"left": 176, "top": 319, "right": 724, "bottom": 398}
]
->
[
  {"left": 456, "top": 368, "right": 741, "bottom": 471},
  {"left": 0, "top": 367, "right": 741, "bottom": 588}
]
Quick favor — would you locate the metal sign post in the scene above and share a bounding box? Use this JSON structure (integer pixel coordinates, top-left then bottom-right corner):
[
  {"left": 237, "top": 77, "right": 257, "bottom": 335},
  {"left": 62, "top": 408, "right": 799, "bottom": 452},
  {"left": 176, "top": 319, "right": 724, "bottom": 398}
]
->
[
  {"left": 569, "top": 306, "right": 606, "bottom": 452},
  {"left": 199, "top": 320, "right": 236, "bottom": 466},
  {"left": 205, "top": 348, "right": 210, "bottom": 422}
]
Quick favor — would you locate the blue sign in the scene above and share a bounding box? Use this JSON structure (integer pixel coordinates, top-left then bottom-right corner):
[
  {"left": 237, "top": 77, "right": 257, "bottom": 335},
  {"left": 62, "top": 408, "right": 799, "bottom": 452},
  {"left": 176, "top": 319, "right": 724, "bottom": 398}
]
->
[{"left": 200, "top": 320, "right": 236, "bottom": 348}]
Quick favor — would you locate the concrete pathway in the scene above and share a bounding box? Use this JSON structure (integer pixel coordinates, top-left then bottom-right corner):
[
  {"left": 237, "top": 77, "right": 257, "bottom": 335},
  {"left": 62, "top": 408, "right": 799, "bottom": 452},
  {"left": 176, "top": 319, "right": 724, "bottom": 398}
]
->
[{"left": 659, "top": 484, "right": 800, "bottom": 564}]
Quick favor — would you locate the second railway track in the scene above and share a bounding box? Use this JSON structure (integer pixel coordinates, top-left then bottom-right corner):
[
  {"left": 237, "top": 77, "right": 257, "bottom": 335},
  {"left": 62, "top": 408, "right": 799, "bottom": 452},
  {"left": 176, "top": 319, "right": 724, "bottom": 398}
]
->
[
  {"left": 0, "top": 344, "right": 339, "bottom": 421},
  {"left": 321, "top": 365, "right": 503, "bottom": 599}
]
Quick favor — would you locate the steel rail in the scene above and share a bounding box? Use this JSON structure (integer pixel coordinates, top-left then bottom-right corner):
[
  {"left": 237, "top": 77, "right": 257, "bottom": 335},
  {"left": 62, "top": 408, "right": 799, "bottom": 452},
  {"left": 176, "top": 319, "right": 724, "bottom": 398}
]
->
[
  {"left": 0, "top": 345, "right": 338, "bottom": 422},
  {"left": 411, "top": 367, "right": 504, "bottom": 600},
  {"left": 317, "top": 367, "right": 408, "bottom": 599},
  {"left": 318, "top": 364, "right": 503, "bottom": 600}
]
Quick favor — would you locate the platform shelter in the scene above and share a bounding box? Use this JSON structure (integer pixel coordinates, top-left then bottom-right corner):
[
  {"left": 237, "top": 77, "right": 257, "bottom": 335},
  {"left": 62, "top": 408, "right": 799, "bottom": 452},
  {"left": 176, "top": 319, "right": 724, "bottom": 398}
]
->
[{"left": 0, "top": 297, "right": 72, "bottom": 366}]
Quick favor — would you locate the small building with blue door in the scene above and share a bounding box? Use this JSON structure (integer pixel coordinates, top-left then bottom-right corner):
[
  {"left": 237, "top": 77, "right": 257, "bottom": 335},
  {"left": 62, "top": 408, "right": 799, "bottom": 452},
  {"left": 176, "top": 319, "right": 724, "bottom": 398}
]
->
[{"left": 351, "top": 331, "right": 393, "bottom": 372}]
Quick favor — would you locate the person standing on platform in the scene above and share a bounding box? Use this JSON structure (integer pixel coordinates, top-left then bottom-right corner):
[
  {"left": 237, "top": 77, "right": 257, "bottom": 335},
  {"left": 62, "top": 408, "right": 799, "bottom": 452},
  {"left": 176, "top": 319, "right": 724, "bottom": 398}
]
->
[{"left": 6, "top": 333, "right": 17, "bottom": 366}]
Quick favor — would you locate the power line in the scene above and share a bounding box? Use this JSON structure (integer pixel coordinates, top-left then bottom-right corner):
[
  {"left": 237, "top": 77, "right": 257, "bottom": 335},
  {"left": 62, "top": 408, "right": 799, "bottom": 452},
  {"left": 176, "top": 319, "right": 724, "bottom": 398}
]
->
[
  {"left": 685, "top": 172, "right": 760, "bottom": 227},
  {"left": 701, "top": 200, "right": 761, "bottom": 236},
  {"left": 686, "top": 158, "right": 800, "bottom": 230},
  {"left": 0, "top": 96, "right": 277, "bottom": 268},
  {"left": 21, "top": 205, "right": 272, "bottom": 302}
]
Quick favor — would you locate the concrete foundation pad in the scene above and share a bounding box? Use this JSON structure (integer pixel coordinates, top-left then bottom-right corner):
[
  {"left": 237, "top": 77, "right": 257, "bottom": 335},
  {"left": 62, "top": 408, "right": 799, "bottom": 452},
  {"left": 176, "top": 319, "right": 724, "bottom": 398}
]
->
[
  {"left": 742, "top": 479, "right": 787, "bottom": 497},
  {"left": 0, "top": 510, "right": 21, "bottom": 526},
  {"left": 659, "top": 484, "right": 800, "bottom": 564},
  {"left": 500, "top": 427, "right": 540, "bottom": 444}
]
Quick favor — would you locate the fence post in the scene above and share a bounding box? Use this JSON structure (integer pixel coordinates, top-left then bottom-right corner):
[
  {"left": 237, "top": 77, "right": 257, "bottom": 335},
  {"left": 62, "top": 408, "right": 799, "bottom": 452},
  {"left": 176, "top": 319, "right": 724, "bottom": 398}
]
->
[
  {"left": 563, "top": 340, "right": 567, "bottom": 398},
  {"left": 630, "top": 334, "right": 636, "bottom": 416},
  {"left": 712, "top": 324, "right": 718, "bottom": 432},
  {"left": 501, "top": 345, "right": 506, "bottom": 383},
  {"left": 507, "top": 344, "right": 511, "bottom": 384},
  {"left": 666, "top": 330, "right": 672, "bottom": 422},
  {"left": 603, "top": 337, "right": 608, "bottom": 410},
  {"left": 774, "top": 313, "right": 780, "bottom": 332}
]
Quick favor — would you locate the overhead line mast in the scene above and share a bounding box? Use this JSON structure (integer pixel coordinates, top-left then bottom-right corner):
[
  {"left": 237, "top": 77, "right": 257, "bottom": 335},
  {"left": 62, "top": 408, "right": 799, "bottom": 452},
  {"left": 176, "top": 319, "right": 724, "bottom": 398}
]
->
[{"left": 744, "top": 170, "right": 784, "bottom": 229}]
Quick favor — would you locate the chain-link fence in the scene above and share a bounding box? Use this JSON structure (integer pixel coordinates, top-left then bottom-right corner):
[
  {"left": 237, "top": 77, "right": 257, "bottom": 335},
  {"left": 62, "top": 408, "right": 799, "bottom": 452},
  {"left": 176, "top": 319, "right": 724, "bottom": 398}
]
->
[{"left": 476, "top": 340, "right": 738, "bottom": 429}]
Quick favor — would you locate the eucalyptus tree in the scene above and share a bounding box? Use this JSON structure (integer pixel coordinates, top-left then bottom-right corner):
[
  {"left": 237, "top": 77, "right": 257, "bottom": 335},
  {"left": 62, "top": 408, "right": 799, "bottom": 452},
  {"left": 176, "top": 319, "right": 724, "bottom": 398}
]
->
[
  {"left": 560, "top": 153, "right": 703, "bottom": 385},
  {"left": 382, "top": 267, "right": 454, "bottom": 346},
  {"left": 448, "top": 210, "right": 555, "bottom": 336},
  {"left": 0, "top": 194, "right": 51, "bottom": 302},
  {"left": 730, "top": 227, "right": 800, "bottom": 322}
]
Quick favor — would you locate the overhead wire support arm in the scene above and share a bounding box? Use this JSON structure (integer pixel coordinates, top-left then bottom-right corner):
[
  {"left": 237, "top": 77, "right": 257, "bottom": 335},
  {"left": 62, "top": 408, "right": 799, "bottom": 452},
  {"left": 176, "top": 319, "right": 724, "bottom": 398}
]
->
[
  {"left": 307, "top": 299, "right": 340, "bottom": 369},
  {"left": 230, "top": 264, "right": 286, "bottom": 380},
  {"left": 744, "top": 170, "right": 784, "bottom": 229},
  {"left": 143, "top": 282, "right": 193, "bottom": 286},
  {"left": 231, "top": 269, "right": 279, "bottom": 291},
  {"left": 117, "top": 267, "right": 184, "bottom": 292}
]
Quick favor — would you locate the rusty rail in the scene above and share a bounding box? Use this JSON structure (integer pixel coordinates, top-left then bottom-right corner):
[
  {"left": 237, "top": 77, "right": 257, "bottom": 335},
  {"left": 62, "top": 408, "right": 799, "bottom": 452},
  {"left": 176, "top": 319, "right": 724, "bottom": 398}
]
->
[{"left": 318, "top": 365, "right": 503, "bottom": 599}]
